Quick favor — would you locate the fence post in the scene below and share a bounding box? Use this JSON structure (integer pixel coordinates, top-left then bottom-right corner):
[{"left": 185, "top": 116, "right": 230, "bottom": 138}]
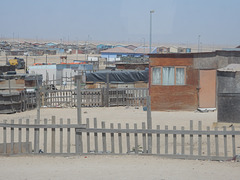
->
[
  {"left": 106, "top": 73, "right": 110, "bottom": 107},
  {"left": 11, "top": 120, "right": 14, "bottom": 154},
  {"left": 76, "top": 75, "right": 82, "bottom": 125},
  {"left": 147, "top": 96, "right": 152, "bottom": 154},
  {"left": 51, "top": 116, "right": 56, "bottom": 154},
  {"left": 94, "top": 118, "right": 98, "bottom": 153},
  {"left": 232, "top": 126, "right": 236, "bottom": 157},
  {"left": 34, "top": 119, "right": 39, "bottom": 153},
  {"left": 36, "top": 78, "right": 40, "bottom": 124}
]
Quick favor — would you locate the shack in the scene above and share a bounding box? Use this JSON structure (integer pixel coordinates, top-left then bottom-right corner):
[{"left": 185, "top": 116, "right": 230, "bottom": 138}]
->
[
  {"left": 0, "top": 73, "right": 42, "bottom": 114},
  {"left": 149, "top": 50, "right": 240, "bottom": 111},
  {"left": 29, "top": 63, "right": 94, "bottom": 85},
  {"left": 217, "top": 64, "right": 240, "bottom": 123}
]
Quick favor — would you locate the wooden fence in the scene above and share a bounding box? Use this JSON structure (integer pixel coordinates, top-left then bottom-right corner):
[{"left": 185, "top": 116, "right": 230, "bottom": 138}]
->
[
  {"left": 0, "top": 90, "right": 37, "bottom": 114},
  {"left": 40, "top": 88, "right": 148, "bottom": 108},
  {"left": 0, "top": 117, "right": 239, "bottom": 161}
]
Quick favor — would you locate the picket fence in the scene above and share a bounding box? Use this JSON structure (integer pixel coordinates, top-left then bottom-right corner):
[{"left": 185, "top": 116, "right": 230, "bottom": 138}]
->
[
  {"left": 0, "top": 117, "right": 239, "bottom": 161},
  {"left": 40, "top": 88, "right": 148, "bottom": 108}
]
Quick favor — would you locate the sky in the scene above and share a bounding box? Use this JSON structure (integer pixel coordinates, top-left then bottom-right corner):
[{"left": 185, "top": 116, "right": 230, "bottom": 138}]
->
[{"left": 0, "top": 0, "right": 239, "bottom": 47}]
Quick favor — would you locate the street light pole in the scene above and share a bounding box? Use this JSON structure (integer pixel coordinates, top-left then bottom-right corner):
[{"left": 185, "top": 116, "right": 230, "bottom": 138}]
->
[{"left": 149, "top": 10, "right": 154, "bottom": 54}]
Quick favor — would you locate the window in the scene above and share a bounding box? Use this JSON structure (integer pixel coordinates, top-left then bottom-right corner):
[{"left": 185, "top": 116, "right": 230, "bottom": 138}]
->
[
  {"left": 152, "top": 66, "right": 186, "bottom": 85},
  {"left": 152, "top": 67, "right": 161, "bottom": 85},
  {"left": 176, "top": 68, "right": 185, "bottom": 85},
  {"left": 162, "top": 67, "right": 175, "bottom": 85}
]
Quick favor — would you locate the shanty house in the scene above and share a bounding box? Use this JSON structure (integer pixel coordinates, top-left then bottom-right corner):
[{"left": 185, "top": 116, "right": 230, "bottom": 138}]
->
[
  {"left": 101, "top": 46, "right": 157, "bottom": 61},
  {"left": 149, "top": 50, "right": 240, "bottom": 111},
  {"left": 29, "top": 63, "right": 94, "bottom": 85}
]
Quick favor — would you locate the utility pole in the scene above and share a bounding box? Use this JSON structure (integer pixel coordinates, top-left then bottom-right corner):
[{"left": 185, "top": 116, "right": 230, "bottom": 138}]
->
[{"left": 149, "top": 10, "right": 154, "bottom": 53}]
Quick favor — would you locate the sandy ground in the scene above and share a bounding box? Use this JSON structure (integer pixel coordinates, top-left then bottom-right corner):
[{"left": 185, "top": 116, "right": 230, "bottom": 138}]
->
[
  {"left": 0, "top": 107, "right": 240, "bottom": 180},
  {"left": 1, "top": 107, "right": 218, "bottom": 129},
  {"left": 0, "top": 155, "right": 239, "bottom": 180}
]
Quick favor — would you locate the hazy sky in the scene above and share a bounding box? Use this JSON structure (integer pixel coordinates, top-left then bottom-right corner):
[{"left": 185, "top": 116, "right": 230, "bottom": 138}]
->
[{"left": 0, "top": 0, "right": 239, "bottom": 46}]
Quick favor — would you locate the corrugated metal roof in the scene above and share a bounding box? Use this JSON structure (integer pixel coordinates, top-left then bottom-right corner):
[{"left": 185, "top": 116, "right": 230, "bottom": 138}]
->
[
  {"left": 218, "top": 64, "right": 240, "bottom": 72},
  {"left": 101, "top": 46, "right": 134, "bottom": 54},
  {"left": 134, "top": 46, "right": 156, "bottom": 54}
]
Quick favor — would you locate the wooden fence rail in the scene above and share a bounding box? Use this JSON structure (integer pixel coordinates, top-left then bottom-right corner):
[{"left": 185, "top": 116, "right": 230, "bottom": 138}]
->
[
  {"left": 0, "top": 118, "right": 239, "bottom": 161},
  {"left": 40, "top": 88, "right": 148, "bottom": 108}
]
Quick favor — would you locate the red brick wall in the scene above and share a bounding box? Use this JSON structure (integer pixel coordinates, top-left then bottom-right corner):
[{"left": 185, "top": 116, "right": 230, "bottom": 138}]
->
[{"left": 149, "top": 57, "right": 199, "bottom": 111}]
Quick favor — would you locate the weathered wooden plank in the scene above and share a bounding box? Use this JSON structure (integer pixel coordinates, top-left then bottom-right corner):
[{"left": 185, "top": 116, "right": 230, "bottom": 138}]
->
[
  {"left": 34, "top": 119, "right": 40, "bottom": 153},
  {"left": 77, "top": 78, "right": 82, "bottom": 124},
  {"left": 181, "top": 126, "right": 185, "bottom": 155},
  {"left": 126, "top": 123, "right": 130, "bottom": 154},
  {"left": 0, "top": 124, "right": 86, "bottom": 129},
  {"left": 18, "top": 119, "right": 22, "bottom": 153},
  {"left": 118, "top": 123, "right": 122, "bottom": 154},
  {"left": 134, "top": 124, "right": 138, "bottom": 154},
  {"left": 51, "top": 116, "right": 56, "bottom": 154},
  {"left": 75, "top": 128, "right": 240, "bottom": 135},
  {"left": 60, "top": 118, "right": 63, "bottom": 153},
  {"left": 86, "top": 118, "right": 90, "bottom": 153},
  {"left": 173, "top": 126, "right": 177, "bottom": 154},
  {"left": 111, "top": 123, "right": 115, "bottom": 154},
  {"left": 207, "top": 126, "right": 211, "bottom": 158},
  {"left": 198, "top": 121, "right": 202, "bottom": 156},
  {"left": 26, "top": 119, "right": 29, "bottom": 153},
  {"left": 11, "top": 120, "right": 14, "bottom": 154},
  {"left": 102, "top": 121, "right": 106, "bottom": 153},
  {"left": 232, "top": 126, "right": 236, "bottom": 157},
  {"left": 142, "top": 122, "right": 147, "bottom": 153},
  {"left": 79, "top": 125, "right": 83, "bottom": 154},
  {"left": 165, "top": 125, "right": 168, "bottom": 154},
  {"left": 44, "top": 119, "right": 48, "bottom": 153},
  {"left": 157, "top": 125, "right": 160, "bottom": 154},
  {"left": 190, "top": 120, "right": 193, "bottom": 155},
  {"left": 223, "top": 126, "right": 227, "bottom": 157},
  {"left": 147, "top": 96, "right": 152, "bottom": 154},
  {"left": 94, "top": 118, "right": 98, "bottom": 153},
  {"left": 2, "top": 120, "right": 7, "bottom": 154},
  {"left": 215, "top": 127, "right": 219, "bottom": 157},
  {"left": 67, "top": 119, "right": 71, "bottom": 154}
]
